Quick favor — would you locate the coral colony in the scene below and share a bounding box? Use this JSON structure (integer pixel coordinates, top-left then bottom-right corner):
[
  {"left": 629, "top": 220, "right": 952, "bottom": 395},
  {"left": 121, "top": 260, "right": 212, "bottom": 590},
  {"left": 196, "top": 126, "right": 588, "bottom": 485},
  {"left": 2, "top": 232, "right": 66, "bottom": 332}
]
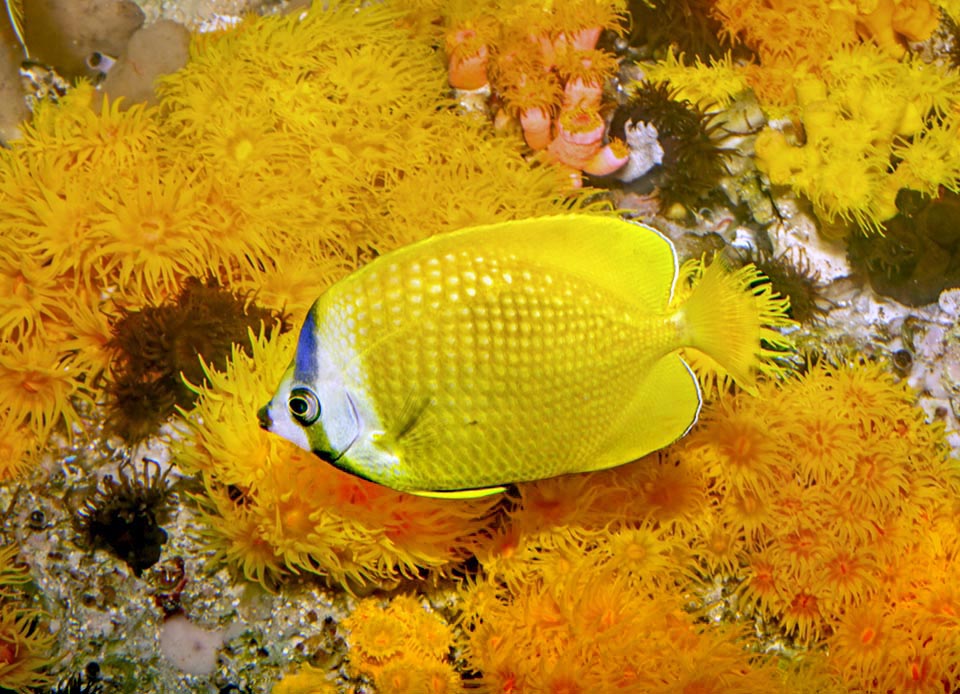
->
[{"left": 0, "top": 0, "right": 960, "bottom": 692}]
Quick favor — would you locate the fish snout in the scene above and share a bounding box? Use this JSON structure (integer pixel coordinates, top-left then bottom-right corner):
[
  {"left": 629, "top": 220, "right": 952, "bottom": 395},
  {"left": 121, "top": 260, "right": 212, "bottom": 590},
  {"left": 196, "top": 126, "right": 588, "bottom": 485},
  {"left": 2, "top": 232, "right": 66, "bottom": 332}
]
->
[{"left": 257, "top": 404, "right": 272, "bottom": 431}]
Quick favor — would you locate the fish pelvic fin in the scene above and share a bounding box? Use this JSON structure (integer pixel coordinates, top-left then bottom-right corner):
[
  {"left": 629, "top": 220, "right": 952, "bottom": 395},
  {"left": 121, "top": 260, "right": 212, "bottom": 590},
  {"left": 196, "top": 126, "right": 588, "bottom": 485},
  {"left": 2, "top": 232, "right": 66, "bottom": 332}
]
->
[
  {"left": 678, "top": 257, "right": 796, "bottom": 394},
  {"left": 406, "top": 485, "right": 508, "bottom": 499}
]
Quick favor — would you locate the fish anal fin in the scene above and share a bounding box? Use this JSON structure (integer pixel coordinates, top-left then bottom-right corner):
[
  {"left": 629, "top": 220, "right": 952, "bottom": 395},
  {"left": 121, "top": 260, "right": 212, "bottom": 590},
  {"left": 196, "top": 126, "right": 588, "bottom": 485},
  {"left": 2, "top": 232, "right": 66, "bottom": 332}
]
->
[
  {"left": 584, "top": 354, "right": 702, "bottom": 472},
  {"left": 406, "top": 485, "right": 508, "bottom": 499}
]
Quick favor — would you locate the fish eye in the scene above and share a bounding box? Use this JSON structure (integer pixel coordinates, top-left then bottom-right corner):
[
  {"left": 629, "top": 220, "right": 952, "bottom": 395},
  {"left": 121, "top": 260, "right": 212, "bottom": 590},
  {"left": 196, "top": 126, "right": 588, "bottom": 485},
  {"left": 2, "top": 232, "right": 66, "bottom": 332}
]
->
[{"left": 288, "top": 388, "right": 321, "bottom": 425}]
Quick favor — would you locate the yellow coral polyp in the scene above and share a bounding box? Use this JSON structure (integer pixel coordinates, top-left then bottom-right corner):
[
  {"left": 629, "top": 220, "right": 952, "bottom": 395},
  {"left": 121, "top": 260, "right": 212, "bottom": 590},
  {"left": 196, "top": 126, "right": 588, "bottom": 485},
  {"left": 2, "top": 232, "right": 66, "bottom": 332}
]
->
[
  {"left": 752, "top": 41, "right": 960, "bottom": 230},
  {"left": 892, "top": 123, "right": 960, "bottom": 197},
  {"left": 551, "top": 0, "right": 627, "bottom": 37},
  {"left": 643, "top": 50, "right": 749, "bottom": 109},
  {"left": 92, "top": 164, "right": 216, "bottom": 303},
  {"left": 271, "top": 663, "right": 337, "bottom": 694},
  {"left": 0, "top": 606, "right": 56, "bottom": 693},
  {"left": 343, "top": 596, "right": 460, "bottom": 691},
  {"left": 0, "top": 337, "right": 89, "bottom": 441},
  {"left": 0, "top": 257, "right": 64, "bottom": 341},
  {"left": 0, "top": 421, "right": 37, "bottom": 482}
]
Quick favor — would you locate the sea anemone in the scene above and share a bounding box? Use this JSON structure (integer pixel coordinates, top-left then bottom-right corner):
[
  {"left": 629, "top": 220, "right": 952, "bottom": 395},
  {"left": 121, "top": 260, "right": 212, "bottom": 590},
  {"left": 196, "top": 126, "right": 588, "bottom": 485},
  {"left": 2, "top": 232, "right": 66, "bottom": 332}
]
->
[
  {"left": 748, "top": 249, "right": 829, "bottom": 324},
  {"left": 626, "top": 0, "right": 735, "bottom": 62},
  {"left": 609, "top": 81, "right": 732, "bottom": 212},
  {"left": 76, "top": 457, "right": 177, "bottom": 576},
  {"left": 47, "top": 671, "right": 104, "bottom": 694},
  {"left": 847, "top": 188, "right": 960, "bottom": 305}
]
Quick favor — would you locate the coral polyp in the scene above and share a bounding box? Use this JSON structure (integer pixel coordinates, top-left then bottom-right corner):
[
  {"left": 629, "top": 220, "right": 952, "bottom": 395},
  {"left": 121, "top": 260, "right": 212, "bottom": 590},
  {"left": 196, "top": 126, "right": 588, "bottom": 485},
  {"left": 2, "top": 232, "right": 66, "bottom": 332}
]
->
[{"left": 76, "top": 457, "right": 177, "bottom": 576}]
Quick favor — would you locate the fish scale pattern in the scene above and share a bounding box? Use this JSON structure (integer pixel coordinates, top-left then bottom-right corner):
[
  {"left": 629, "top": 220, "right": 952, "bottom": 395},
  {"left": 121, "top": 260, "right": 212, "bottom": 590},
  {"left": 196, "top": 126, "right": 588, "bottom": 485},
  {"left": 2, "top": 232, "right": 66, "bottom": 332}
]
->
[{"left": 321, "top": 244, "right": 679, "bottom": 490}]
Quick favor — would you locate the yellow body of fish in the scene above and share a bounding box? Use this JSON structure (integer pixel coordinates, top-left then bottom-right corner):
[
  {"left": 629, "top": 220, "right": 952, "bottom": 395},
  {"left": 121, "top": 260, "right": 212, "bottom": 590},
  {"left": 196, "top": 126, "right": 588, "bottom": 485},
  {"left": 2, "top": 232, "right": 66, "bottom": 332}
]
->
[{"left": 258, "top": 215, "right": 785, "bottom": 498}]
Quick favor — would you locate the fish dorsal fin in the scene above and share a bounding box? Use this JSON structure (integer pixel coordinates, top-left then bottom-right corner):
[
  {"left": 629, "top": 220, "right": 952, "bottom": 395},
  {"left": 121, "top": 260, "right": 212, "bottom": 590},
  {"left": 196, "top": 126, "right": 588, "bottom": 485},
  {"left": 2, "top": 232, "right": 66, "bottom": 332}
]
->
[
  {"left": 336, "top": 214, "right": 679, "bottom": 313},
  {"left": 508, "top": 214, "right": 678, "bottom": 308},
  {"left": 450, "top": 214, "right": 678, "bottom": 309},
  {"left": 406, "top": 485, "right": 508, "bottom": 499}
]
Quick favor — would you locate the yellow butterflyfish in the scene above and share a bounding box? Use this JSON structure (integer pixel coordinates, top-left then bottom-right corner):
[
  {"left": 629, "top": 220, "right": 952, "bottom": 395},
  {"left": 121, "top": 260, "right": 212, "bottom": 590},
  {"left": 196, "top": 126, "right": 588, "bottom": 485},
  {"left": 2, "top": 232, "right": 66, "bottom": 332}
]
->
[{"left": 258, "top": 214, "right": 791, "bottom": 498}]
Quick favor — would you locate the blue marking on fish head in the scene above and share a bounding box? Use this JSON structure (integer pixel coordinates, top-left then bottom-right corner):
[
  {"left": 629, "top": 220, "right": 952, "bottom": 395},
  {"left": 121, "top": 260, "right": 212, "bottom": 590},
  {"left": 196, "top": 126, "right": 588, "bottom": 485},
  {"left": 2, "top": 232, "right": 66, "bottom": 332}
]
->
[
  {"left": 258, "top": 305, "right": 361, "bottom": 465},
  {"left": 293, "top": 310, "right": 320, "bottom": 382}
]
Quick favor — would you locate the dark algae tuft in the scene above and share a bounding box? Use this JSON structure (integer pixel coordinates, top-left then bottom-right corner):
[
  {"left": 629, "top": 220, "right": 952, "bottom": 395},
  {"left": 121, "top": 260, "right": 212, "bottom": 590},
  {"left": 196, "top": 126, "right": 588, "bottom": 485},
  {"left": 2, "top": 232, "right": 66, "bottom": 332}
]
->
[
  {"left": 45, "top": 667, "right": 103, "bottom": 694},
  {"left": 625, "top": 0, "right": 739, "bottom": 61},
  {"left": 105, "top": 276, "right": 289, "bottom": 443},
  {"left": 848, "top": 189, "right": 960, "bottom": 306},
  {"left": 76, "top": 458, "right": 177, "bottom": 576}
]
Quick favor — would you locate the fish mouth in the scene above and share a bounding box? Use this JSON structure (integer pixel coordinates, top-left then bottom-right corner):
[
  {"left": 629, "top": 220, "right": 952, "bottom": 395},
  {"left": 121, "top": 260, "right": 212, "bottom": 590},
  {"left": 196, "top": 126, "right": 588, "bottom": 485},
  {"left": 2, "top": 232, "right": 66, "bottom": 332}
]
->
[{"left": 256, "top": 404, "right": 272, "bottom": 430}]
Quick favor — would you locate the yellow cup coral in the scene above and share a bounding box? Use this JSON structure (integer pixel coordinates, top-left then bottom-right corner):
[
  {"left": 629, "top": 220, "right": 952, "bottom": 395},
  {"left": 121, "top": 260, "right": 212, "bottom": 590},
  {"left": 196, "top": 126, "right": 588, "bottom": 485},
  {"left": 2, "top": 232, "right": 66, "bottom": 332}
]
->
[
  {"left": 0, "top": 545, "right": 57, "bottom": 693},
  {"left": 754, "top": 44, "right": 960, "bottom": 230},
  {"left": 342, "top": 595, "right": 462, "bottom": 693}
]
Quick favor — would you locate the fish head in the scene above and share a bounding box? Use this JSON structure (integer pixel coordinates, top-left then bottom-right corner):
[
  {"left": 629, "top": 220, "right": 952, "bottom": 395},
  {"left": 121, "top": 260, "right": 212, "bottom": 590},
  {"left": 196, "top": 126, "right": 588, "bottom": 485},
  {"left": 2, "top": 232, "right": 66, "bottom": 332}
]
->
[{"left": 257, "top": 311, "right": 360, "bottom": 463}]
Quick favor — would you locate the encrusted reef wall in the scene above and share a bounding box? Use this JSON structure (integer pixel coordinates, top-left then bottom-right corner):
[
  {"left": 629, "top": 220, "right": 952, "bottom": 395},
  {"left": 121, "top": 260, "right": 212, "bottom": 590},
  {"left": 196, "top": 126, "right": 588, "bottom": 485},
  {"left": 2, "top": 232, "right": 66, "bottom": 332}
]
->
[{"left": 1, "top": 0, "right": 960, "bottom": 692}]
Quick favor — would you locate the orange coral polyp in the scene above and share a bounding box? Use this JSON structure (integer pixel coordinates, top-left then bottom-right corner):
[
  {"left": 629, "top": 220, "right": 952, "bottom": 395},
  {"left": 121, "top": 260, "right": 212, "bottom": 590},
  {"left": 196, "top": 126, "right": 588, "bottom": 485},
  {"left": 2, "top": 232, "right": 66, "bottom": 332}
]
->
[
  {"left": 782, "top": 589, "right": 823, "bottom": 643},
  {"left": 547, "top": 106, "right": 605, "bottom": 170},
  {"left": 556, "top": 49, "right": 617, "bottom": 108},
  {"left": 567, "top": 26, "right": 602, "bottom": 51},
  {"left": 520, "top": 107, "right": 553, "bottom": 150},
  {"left": 448, "top": 45, "right": 490, "bottom": 90},
  {"left": 582, "top": 138, "right": 629, "bottom": 176},
  {"left": 556, "top": 105, "right": 604, "bottom": 139}
]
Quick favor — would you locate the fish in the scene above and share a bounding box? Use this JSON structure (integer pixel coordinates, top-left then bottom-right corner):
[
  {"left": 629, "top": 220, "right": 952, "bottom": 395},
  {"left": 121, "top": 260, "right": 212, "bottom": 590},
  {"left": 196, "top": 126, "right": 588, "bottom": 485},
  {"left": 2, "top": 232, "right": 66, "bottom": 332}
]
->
[{"left": 258, "top": 214, "right": 786, "bottom": 498}]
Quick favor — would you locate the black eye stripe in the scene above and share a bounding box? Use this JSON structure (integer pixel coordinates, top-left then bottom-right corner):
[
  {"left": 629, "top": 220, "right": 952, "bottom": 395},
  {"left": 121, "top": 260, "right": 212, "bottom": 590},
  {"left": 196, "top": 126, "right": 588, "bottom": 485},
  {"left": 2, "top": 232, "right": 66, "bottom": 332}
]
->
[{"left": 288, "top": 388, "right": 320, "bottom": 425}]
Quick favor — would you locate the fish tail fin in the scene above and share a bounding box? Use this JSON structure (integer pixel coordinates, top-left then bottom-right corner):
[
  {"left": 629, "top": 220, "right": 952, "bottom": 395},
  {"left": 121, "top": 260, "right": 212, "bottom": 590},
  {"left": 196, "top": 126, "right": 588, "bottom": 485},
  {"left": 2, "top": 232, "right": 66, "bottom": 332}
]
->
[{"left": 678, "top": 257, "right": 796, "bottom": 394}]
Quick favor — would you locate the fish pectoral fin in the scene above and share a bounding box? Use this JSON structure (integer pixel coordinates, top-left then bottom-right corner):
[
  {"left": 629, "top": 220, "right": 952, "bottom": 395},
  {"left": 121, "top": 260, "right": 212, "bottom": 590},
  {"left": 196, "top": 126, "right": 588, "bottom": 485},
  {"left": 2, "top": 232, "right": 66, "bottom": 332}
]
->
[
  {"left": 585, "top": 354, "right": 702, "bottom": 472},
  {"left": 405, "top": 485, "right": 508, "bottom": 499},
  {"left": 377, "top": 391, "right": 443, "bottom": 456}
]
